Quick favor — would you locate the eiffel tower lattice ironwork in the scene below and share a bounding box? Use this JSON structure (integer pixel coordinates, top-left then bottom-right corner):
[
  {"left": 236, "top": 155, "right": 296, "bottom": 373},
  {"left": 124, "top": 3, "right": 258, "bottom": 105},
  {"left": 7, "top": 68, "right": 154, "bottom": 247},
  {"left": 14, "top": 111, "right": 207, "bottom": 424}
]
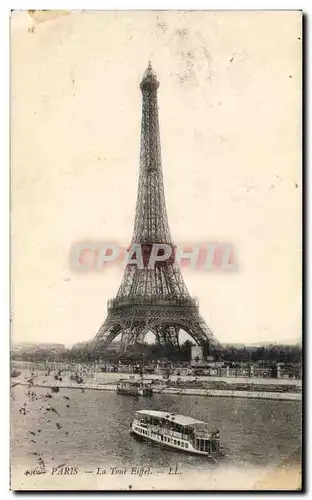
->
[{"left": 93, "top": 62, "right": 220, "bottom": 356}]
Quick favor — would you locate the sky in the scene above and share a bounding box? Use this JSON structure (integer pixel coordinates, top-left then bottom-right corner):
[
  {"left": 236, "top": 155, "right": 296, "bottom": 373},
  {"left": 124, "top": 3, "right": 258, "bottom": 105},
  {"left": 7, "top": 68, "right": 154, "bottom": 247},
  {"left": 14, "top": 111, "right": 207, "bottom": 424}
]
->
[{"left": 11, "top": 10, "right": 301, "bottom": 347}]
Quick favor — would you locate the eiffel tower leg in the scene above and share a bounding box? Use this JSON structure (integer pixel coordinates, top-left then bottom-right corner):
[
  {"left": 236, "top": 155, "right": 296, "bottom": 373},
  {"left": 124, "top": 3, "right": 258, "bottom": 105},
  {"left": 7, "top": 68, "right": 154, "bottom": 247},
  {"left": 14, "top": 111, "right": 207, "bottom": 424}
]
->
[
  {"left": 181, "top": 317, "right": 221, "bottom": 355},
  {"left": 93, "top": 318, "right": 123, "bottom": 353},
  {"left": 120, "top": 325, "right": 142, "bottom": 356},
  {"left": 155, "top": 324, "right": 179, "bottom": 346},
  {"left": 120, "top": 330, "right": 132, "bottom": 356},
  {"left": 169, "top": 325, "right": 180, "bottom": 347},
  {"left": 131, "top": 324, "right": 160, "bottom": 345},
  {"left": 154, "top": 325, "right": 164, "bottom": 345},
  {"left": 163, "top": 325, "right": 180, "bottom": 346},
  {"left": 119, "top": 331, "right": 128, "bottom": 355}
]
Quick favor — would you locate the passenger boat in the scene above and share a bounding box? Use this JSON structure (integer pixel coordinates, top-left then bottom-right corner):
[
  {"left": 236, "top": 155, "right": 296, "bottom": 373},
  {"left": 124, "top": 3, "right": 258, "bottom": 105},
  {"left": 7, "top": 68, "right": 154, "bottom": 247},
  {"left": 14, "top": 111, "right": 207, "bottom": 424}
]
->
[
  {"left": 117, "top": 379, "right": 153, "bottom": 397},
  {"left": 130, "top": 409, "right": 221, "bottom": 457}
]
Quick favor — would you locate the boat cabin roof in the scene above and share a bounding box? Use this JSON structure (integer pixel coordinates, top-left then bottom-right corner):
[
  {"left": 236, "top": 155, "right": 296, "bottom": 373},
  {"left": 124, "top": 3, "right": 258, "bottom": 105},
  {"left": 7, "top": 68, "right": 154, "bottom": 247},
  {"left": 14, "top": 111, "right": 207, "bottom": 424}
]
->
[{"left": 135, "top": 409, "right": 206, "bottom": 428}]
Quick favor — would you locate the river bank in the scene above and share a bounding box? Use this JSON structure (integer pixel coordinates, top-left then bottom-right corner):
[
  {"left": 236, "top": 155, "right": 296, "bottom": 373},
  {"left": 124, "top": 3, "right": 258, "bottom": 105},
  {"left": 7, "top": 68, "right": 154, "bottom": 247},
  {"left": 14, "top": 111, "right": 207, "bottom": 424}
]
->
[
  {"left": 12, "top": 370, "right": 302, "bottom": 401},
  {"left": 15, "top": 381, "right": 301, "bottom": 401}
]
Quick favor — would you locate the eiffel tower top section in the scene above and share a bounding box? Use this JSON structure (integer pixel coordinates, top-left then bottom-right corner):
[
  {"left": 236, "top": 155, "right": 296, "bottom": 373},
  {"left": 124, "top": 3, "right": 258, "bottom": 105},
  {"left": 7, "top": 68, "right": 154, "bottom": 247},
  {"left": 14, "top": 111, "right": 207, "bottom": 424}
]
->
[
  {"left": 140, "top": 60, "right": 159, "bottom": 91},
  {"left": 132, "top": 62, "right": 172, "bottom": 245}
]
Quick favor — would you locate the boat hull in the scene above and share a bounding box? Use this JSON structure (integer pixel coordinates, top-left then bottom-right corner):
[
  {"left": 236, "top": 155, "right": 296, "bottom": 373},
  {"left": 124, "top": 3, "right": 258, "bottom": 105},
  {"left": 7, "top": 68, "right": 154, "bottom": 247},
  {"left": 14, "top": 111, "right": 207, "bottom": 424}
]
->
[
  {"left": 117, "top": 388, "right": 153, "bottom": 397},
  {"left": 129, "top": 428, "right": 221, "bottom": 458}
]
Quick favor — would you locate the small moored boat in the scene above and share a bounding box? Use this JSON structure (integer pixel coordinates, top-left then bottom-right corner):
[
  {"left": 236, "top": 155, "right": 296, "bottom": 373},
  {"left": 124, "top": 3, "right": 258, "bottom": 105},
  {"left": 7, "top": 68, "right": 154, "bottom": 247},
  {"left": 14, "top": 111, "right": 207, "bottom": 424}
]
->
[
  {"left": 130, "top": 409, "right": 221, "bottom": 457},
  {"left": 117, "top": 379, "right": 153, "bottom": 397}
]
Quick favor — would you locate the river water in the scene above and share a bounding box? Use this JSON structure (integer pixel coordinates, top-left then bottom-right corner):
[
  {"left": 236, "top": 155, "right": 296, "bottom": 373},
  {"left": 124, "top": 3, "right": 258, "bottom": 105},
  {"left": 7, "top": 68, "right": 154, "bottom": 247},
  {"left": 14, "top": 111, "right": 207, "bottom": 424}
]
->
[{"left": 10, "top": 385, "right": 302, "bottom": 489}]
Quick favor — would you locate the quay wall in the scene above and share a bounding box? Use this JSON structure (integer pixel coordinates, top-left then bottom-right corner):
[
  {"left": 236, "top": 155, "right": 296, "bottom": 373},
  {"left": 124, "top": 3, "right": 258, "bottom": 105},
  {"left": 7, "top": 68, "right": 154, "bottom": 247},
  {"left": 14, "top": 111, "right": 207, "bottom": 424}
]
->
[
  {"left": 89, "top": 372, "right": 302, "bottom": 387},
  {"left": 13, "top": 370, "right": 302, "bottom": 402},
  {"left": 14, "top": 380, "right": 301, "bottom": 401},
  {"left": 14, "top": 369, "right": 301, "bottom": 387}
]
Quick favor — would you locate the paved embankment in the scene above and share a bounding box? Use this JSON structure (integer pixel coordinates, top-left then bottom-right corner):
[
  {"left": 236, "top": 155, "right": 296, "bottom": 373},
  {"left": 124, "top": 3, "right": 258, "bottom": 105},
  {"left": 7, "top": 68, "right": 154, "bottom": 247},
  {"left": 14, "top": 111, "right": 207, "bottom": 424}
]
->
[{"left": 12, "top": 370, "right": 302, "bottom": 401}]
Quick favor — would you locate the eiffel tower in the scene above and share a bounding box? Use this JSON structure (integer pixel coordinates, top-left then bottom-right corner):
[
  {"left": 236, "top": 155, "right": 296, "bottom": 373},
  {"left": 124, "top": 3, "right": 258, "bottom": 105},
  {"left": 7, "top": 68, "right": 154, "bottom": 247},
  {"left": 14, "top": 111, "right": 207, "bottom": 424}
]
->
[{"left": 93, "top": 62, "right": 220, "bottom": 356}]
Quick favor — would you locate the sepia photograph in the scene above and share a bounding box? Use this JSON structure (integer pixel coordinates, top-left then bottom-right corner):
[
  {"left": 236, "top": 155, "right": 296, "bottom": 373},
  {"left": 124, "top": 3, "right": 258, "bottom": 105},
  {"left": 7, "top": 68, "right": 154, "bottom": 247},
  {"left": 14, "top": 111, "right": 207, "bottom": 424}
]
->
[{"left": 10, "top": 9, "right": 302, "bottom": 491}]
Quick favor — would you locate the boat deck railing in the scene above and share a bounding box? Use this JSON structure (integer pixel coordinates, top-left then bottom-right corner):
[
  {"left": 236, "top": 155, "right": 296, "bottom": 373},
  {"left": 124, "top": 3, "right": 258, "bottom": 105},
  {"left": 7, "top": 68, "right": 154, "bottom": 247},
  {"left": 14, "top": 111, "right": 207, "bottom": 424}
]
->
[
  {"left": 134, "top": 420, "right": 193, "bottom": 441},
  {"left": 134, "top": 419, "right": 216, "bottom": 440}
]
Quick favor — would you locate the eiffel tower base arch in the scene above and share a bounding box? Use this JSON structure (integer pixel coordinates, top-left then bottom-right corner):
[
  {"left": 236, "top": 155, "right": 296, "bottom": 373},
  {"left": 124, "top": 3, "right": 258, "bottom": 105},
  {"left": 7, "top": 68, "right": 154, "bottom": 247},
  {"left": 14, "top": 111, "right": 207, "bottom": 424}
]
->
[{"left": 93, "top": 300, "right": 220, "bottom": 357}]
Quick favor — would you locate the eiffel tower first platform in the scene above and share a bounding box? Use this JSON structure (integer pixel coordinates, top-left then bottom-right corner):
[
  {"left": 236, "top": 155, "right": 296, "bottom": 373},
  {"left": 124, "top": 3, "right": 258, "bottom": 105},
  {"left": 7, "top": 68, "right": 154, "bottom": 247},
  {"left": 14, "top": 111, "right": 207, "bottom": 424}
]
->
[{"left": 93, "top": 63, "right": 220, "bottom": 356}]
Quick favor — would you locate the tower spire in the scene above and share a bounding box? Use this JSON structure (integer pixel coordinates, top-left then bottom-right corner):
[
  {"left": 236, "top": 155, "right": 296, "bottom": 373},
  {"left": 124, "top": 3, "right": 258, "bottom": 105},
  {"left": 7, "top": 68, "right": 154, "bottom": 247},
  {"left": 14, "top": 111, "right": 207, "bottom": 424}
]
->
[{"left": 140, "top": 61, "right": 159, "bottom": 91}]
